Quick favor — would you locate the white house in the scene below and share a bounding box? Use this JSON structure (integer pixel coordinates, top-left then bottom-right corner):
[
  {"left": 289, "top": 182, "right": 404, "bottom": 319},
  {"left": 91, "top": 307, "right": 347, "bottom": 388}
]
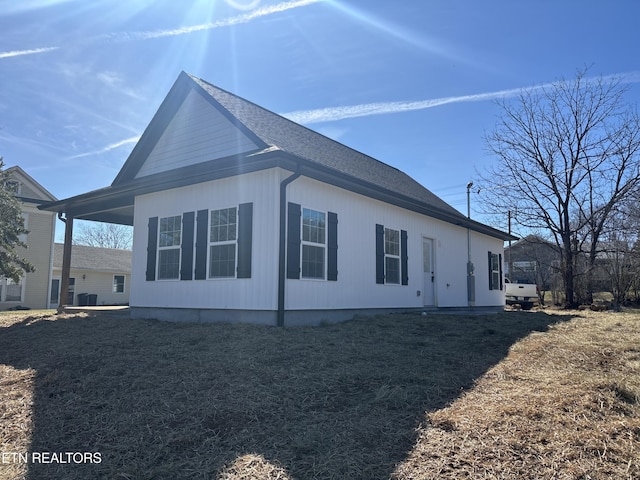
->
[
  {"left": 2, "top": 166, "right": 57, "bottom": 310},
  {"left": 40, "top": 72, "right": 513, "bottom": 325},
  {"left": 51, "top": 243, "right": 131, "bottom": 308}
]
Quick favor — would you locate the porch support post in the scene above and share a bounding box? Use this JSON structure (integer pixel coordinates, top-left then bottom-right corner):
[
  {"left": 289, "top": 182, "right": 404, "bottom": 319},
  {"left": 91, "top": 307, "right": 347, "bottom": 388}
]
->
[{"left": 57, "top": 212, "right": 73, "bottom": 314}]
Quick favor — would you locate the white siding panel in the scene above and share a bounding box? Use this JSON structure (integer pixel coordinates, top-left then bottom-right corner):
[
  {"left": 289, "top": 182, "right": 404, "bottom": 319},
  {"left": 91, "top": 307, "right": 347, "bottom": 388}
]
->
[
  {"left": 135, "top": 89, "right": 259, "bottom": 178},
  {"left": 131, "top": 168, "right": 505, "bottom": 314},
  {"left": 285, "top": 177, "right": 505, "bottom": 310},
  {"left": 131, "top": 169, "right": 281, "bottom": 311}
]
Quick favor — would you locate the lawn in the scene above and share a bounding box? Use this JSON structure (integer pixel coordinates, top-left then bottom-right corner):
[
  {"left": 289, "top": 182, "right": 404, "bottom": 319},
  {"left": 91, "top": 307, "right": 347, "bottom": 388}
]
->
[{"left": 0, "top": 309, "right": 638, "bottom": 479}]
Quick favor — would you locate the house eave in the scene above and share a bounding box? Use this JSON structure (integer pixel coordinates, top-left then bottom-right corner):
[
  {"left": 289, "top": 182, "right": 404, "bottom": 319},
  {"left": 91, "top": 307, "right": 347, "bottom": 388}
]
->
[
  {"left": 38, "top": 149, "right": 283, "bottom": 224},
  {"left": 39, "top": 149, "right": 514, "bottom": 241},
  {"left": 287, "top": 155, "right": 515, "bottom": 241}
]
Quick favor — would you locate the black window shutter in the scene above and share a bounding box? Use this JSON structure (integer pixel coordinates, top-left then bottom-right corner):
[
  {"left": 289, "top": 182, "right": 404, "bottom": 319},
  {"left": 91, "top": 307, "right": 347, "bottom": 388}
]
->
[
  {"left": 376, "top": 224, "right": 385, "bottom": 284},
  {"left": 194, "top": 209, "right": 209, "bottom": 280},
  {"left": 146, "top": 217, "right": 158, "bottom": 281},
  {"left": 488, "top": 251, "right": 493, "bottom": 290},
  {"left": 499, "top": 253, "right": 503, "bottom": 290},
  {"left": 401, "top": 229, "right": 408, "bottom": 285},
  {"left": 180, "top": 212, "right": 195, "bottom": 280},
  {"left": 327, "top": 212, "right": 338, "bottom": 281},
  {"left": 287, "top": 202, "right": 301, "bottom": 279},
  {"left": 237, "top": 203, "right": 253, "bottom": 279}
]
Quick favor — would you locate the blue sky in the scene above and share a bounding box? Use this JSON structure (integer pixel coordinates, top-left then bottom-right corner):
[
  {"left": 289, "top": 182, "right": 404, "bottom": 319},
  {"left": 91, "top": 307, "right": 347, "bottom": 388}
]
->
[{"left": 2, "top": 0, "right": 640, "bottom": 239}]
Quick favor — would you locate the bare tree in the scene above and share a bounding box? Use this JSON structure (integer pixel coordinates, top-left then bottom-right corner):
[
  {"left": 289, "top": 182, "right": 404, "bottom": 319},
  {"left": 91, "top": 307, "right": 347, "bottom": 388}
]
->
[
  {"left": 601, "top": 188, "right": 640, "bottom": 307},
  {"left": 480, "top": 68, "right": 640, "bottom": 308},
  {"left": 74, "top": 221, "right": 133, "bottom": 250}
]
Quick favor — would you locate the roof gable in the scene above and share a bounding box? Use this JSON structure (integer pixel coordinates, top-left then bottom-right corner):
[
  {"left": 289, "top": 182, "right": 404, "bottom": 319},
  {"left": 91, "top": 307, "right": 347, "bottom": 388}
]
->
[
  {"left": 188, "top": 74, "right": 464, "bottom": 218},
  {"left": 40, "top": 72, "right": 515, "bottom": 241},
  {"left": 115, "top": 72, "right": 462, "bottom": 218},
  {"left": 6, "top": 166, "right": 57, "bottom": 203},
  {"left": 113, "top": 73, "right": 265, "bottom": 185}
]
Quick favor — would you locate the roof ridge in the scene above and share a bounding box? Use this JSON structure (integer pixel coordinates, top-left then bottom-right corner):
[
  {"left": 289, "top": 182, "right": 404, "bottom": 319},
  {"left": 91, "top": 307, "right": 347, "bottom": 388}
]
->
[
  {"left": 54, "top": 242, "right": 132, "bottom": 252},
  {"left": 186, "top": 73, "right": 405, "bottom": 174}
]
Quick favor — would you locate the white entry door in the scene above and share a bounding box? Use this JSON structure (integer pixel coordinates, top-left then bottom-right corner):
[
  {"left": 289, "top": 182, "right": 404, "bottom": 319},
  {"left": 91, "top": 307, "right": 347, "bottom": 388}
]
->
[{"left": 422, "top": 237, "right": 435, "bottom": 306}]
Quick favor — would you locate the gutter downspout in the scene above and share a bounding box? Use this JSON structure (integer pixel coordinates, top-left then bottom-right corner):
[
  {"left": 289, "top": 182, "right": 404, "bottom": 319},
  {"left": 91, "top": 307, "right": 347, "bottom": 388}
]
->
[{"left": 277, "top": 168, "right": 302, "bottom": 327}]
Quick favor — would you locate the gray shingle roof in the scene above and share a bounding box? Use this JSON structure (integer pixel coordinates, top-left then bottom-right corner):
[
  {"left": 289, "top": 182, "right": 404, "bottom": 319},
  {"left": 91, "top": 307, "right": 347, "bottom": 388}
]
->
[
  {"left": 40, "top": 72, "right": 514, "bottom": 240},
  {"left": 53, "top": 244, "right": 131, "bottom": 272},
  {"left": 189, "top": 74, "right": 464, "bottom": 218}
]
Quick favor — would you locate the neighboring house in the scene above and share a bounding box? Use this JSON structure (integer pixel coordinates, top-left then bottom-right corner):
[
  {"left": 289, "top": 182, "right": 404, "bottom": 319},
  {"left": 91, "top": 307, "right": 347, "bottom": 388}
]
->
[
  {"left": 504, "top": 235, "right": 559, "bottom": 288},
  {"left": 40, "top": 72, "right": 514, "bottom": 325},
  {"left": 1, "top": 166, "right": 57, "bottom": 310},
  {"left": 51, "top": 243, "right": 131, "bottom": 308}
]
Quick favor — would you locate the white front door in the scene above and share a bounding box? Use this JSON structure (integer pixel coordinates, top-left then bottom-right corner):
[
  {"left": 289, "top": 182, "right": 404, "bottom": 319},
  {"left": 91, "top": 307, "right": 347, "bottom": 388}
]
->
[{"left": 422, "top": 237, "right": 435, "bottom": 306}]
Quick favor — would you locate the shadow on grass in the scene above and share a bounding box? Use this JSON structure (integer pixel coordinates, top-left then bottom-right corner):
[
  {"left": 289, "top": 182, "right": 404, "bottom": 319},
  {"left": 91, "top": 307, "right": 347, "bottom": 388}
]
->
[{"left": 0, "top": 310, "right": 575, "bottom": 479}]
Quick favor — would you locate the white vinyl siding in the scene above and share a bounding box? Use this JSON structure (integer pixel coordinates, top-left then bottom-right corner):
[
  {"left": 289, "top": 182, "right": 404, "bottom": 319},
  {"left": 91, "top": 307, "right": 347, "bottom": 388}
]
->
[
  {"left": 285, "top": 175, "right": 505, "bottom": 310},
  {"left": 135, "top": 90, "right": 259, "bottom": 178},
  {"left": 130, "top": 169, "right": 506, "bottom": 313},
  {"left": 132, "top": 169, "right": 279, "bottom": 311}
]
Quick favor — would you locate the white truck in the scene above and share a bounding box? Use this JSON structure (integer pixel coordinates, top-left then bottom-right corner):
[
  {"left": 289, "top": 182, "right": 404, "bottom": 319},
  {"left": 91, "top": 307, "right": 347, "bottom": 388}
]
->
[{"left": 504, "top": 278, "right": 538, "bottom": 310}]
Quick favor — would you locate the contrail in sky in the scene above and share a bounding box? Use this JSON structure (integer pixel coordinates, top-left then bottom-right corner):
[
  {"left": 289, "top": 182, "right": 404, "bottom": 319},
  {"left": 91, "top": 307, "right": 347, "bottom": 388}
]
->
[
  {"left": 0, "top": 0, "right": 320, "bottom": 59},
  {"left": 0, "top": 46, "right": 59, "bottom": 59},
  {"left": 68, "top": 136, "right": 140, "bottom": 160},
  {"left": 282, "top": 86, "right": 531, "bottom": 124},
  {"left": 116, "top": 0, "right": 321, "bottom": 40},
  {"left": 283, "top": 72, "right": 640, "bottom": 124}
]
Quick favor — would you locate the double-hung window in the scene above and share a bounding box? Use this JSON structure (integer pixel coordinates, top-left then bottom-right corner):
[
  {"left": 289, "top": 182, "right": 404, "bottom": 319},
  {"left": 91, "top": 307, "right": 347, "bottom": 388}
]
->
[
  {"left": 376, "top": 224, "right": 408, "bottom": 285},
  {"left": 384, "top": 228, "right": 401, "bottom": 284},
  {"left": 158, "top": 215, "right": 181, "bottom": 279},
  {"left": 4, "top": 180, "right": 20, "bottom": 195},
  {"left": 488, "top": 251, "right": 503, "bottom": 290},
  {"left": 302, "top": 208, "right": 326, "bottom": 279},
  {"left": 146, "top": 204, "right": 252, "bottom": 282},
  {"left": 113, "top": 275, "right": 125, "bottom": 293},
  {"left": 287, "top": 203, "right": 337, "bottom": 281},
  {"left": 209, "top": 207, "right": 237, "bottom": 278}
]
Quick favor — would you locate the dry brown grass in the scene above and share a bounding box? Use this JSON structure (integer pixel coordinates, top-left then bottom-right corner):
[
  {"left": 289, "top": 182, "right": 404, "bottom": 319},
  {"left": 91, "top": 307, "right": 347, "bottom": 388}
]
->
[
  {"left": 0, "top": 308, "right": 638, "bottom": 479},
  {"left": 393, "top": 309, "right": 640, "bottom": 479}
]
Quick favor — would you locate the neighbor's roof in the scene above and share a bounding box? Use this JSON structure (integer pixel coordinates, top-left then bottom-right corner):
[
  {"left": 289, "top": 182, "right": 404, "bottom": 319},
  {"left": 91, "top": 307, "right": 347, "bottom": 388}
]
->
[
  {"left": 53, "top": 244, "right": 131, "bottom": 272},
  {"left": 6, "top": 165, "right": 57, "bottom": 203},
  {"left": 40, "top": 72, "right": 515, "bottom": 241}
]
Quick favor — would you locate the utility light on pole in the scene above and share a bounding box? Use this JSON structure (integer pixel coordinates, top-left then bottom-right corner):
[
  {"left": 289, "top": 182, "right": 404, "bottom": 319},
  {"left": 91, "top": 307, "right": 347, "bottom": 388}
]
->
[{"left": 466, "top": 181, "right": 475, "bottom": 306}]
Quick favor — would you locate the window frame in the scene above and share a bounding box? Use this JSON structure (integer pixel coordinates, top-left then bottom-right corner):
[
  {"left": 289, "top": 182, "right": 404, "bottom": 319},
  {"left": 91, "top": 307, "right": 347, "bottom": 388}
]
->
[
  {"left": 488, "top": 251, "right": 503, "bottom": 291},
  {"left": 208, "top": 206, "right": 238, "bottom": 279},
  {"left": 113, "top": 275, "right": 126, "bottom": 294},
  {"left": 157, "top": 215, "right": 182, "bottom": 280},
  {"left": 384, "top": 227, "right": 401, "bottom": 285},
  {"left": 4, "top": 180, "right": 21, "bottom": 195},
  {"left": 301, "top": 207, "right": 327, "bottom": 280}
]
